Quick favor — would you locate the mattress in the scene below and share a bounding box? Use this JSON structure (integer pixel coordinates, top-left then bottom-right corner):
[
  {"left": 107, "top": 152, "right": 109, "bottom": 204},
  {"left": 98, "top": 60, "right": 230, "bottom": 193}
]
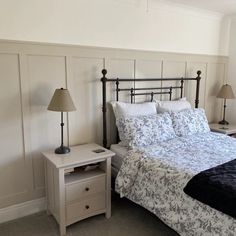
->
[{"left": 110, "top": 144, "right": 128, "bottom": 176}]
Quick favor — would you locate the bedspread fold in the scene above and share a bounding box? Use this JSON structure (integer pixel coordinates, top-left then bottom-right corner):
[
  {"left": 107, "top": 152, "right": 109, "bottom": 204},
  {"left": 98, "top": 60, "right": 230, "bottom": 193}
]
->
[{"left": 184, "top": 158, "right": 236, "bottom": 218}]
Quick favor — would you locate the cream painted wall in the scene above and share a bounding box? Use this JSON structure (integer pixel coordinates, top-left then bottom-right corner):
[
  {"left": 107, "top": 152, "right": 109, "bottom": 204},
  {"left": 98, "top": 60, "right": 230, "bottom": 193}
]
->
[
  {"left": 0, "top": 0, "right": 232, "bottom": 217},
  {"left": 226, "top": 18, "right": 236, "bottom": 123},
  {"left": 0, "top": 0, "right": 231, "bottom": 56},
  {"left": 0, "top": 40, "right": 228, "bottom": 211}
]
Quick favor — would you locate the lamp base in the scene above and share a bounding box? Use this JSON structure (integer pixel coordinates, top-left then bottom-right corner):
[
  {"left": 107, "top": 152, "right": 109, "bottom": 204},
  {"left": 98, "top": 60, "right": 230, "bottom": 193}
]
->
[
  {"left": 218, "top": 120, "right": 229, "bottom": 125},
  {"left": 55, "top": 146, "right": 70, "bottom": 154}
]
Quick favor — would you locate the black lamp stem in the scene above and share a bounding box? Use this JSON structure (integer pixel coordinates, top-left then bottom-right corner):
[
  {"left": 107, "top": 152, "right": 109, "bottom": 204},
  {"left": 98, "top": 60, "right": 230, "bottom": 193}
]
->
[
  {"left": 60, "top": 111, "right": 64, "bottom": 147},
  {"left": 55, "top": 111, "right": 70, "bottom": 154},
  {"left": 219, "top": 98, "right": 229, "bottom": 125},
  {"left": 223, "top": 98, "right": 226, "bottom": 122}
]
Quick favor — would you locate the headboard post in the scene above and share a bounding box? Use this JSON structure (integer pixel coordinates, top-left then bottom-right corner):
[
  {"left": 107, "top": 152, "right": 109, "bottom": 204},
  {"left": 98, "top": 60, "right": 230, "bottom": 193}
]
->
[
  {"left": 116, "top": 78, "right": 119, "bottom": 101},
  {"left": 151, "top": 92, "right": 154, "bottom": 102},
  {"left": 130, "top": 88, "right": 134, "bottom": 103},
  {"left": 180, "top": 79, "right": 184, "bottom": 98},
  {"left": 195, "top": 70, "right": 202, "bottom": 108},
  {"left": 101, "top": 69, "right": 108, "bottom": 148},
  {"left": 169, "top": 87, "right": 173, "bottom": 101}
]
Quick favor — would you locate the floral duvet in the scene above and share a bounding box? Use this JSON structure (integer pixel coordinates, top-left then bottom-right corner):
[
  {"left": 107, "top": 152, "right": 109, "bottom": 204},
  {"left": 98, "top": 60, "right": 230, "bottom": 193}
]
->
[{"left": 115, "top": 132, "right": 236, "bottom": 236}]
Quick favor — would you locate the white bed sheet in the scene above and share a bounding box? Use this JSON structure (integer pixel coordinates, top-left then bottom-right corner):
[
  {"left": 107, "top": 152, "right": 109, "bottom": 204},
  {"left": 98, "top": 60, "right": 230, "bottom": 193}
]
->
[{"left": 110, "top": 144, "right": 128, "bottom": 176}]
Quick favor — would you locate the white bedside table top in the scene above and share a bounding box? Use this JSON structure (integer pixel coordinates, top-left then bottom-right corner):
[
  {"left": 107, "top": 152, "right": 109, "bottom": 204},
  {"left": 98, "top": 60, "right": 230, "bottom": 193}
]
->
[
  {"left": 42, "top": 143, "right": 115, "bottom": 169},
  {"left": 209, "top": 123, "right": 236, "bottom": 135}
]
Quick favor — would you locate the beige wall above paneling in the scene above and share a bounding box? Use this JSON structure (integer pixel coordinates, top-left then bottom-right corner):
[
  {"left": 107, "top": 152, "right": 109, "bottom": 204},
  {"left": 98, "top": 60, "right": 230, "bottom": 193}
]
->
[
  {"left": 0, "top": 40, "right": 228, "bottom": 209},
  {"left": 0, "top": 0, "right": 230, "bottom": 55}
]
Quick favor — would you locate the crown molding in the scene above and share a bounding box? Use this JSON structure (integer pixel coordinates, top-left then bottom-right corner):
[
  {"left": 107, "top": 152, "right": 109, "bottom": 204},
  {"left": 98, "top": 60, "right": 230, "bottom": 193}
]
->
[{"left": 148, "top": 0, "right": 224, "bottom": 21}]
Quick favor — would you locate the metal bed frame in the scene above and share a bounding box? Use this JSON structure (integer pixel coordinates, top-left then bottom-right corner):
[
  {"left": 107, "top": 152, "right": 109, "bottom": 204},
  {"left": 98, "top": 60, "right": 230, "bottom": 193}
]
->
[{"left": 101, "top": 69, "right": 201, "bottom": 148}]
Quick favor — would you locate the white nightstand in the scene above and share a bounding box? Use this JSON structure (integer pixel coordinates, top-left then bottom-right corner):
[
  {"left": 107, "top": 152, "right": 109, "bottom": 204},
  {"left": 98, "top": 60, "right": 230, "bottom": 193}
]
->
[
  {"left": 42, "top": 143, "right": 115, "bottom": 236},
  {"left": 209, "top": 123, "right": 236, "bottom": 136}
]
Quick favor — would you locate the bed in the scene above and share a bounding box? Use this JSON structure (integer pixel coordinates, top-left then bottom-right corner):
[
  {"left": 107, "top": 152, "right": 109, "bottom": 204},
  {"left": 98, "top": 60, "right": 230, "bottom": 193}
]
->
[
  {"left": 100, "top": 69, "right": 236, "bottom": 235},
  {"left": 110, "top": 144, "right": 127, "bottom": 177},
  {"left": 115, "top": 133, "right": 236, "bottom": 235}
]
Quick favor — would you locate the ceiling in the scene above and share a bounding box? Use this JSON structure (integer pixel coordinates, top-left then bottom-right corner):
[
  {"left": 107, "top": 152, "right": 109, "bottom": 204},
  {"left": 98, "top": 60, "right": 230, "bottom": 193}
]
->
[{"left": 164, "top": 0, "right": 236, "bottom": 15}]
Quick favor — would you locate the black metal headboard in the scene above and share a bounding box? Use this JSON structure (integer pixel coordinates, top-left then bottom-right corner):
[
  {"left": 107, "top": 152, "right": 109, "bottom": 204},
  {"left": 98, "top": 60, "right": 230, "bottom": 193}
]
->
[{"left": 101, "top": 69, "right": 201, "bottom": 148}]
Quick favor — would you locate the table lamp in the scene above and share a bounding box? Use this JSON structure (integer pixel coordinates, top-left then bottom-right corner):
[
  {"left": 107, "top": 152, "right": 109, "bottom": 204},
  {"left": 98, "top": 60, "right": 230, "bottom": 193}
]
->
[
  {"left": 217, "top": 84, "right": 235, "bottom": 125},
  {"left": 48, "top": 88, "right": 76, "bottom": 154}
]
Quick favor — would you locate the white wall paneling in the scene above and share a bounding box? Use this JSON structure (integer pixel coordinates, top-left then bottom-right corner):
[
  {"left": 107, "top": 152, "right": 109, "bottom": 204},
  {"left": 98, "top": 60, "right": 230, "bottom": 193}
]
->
[
  {"left": 185, "top": 62, "right": 208, "bottom": 109},
  {"left": 227, "top": 18, "right": 236, "bottom": 124},
  {"left": 106, "top": 58, "right": 135, "bottom": 102},
  {"left": 162, "top": 61, "right": 186, "bottom": 100},
  {"left": 26, "top": 55, "right": 68, "bottom": 193},
  {"left": 0, "top": 53, "right": 28, "bottom": 208},
  {"left": 205, "top": 63, "right": 226, "bottom": 122},
  {"left": 0, "top": 40, "right": 228, "bottom": 209},
  {"left": 105, "top": 58, "right": 135, "bottom": 144},
  {"left": 68, "top": 57, "right": 104, "bottom": 146},
  {"left": 135, "top": 59, "right": 163, "bottom": 102}
]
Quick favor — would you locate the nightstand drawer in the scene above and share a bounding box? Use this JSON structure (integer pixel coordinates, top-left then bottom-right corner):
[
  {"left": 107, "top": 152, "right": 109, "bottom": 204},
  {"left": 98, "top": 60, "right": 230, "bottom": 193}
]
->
[
  {"left": 66, "top": 193, "right": 106, "bottom": 224},
  {"left": 66, "top": 175, "right": 106, "bottom": 203}
]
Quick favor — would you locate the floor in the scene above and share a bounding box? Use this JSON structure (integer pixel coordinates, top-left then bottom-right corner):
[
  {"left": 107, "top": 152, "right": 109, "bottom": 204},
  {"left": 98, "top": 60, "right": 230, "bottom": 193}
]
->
[{"left": 0, "top": 193, "right": 178, "bottom": 236}]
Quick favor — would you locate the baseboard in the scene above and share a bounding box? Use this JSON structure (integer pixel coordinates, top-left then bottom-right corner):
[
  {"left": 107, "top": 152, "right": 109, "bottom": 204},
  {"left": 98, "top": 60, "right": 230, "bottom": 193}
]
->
[{"left": 0, "top": 197, "right": 46, "bottom": 224}]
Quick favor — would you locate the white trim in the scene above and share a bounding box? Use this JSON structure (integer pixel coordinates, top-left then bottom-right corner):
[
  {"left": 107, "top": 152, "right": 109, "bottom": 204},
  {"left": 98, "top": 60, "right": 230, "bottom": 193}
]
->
[
  {"left": 0, "top": 198, "right": 46, "bottom": 224},
  {"left": 149, "top": 0, "right": 224, "bottom": 20}
]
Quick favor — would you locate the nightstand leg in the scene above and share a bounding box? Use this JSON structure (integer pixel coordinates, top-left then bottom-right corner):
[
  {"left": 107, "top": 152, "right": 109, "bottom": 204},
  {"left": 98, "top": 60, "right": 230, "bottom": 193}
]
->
[
  {"left": 58, "top": 168, "right": 66, "bottom": 236},
  {"left": 44, "top": 160, "right": 51, "bottom": 216},
  {"left": 106, "top": 157, "right": 111, "bottom": 219},
  {"left": 60, "top": 225, "right": 66, "bottom": 236}
]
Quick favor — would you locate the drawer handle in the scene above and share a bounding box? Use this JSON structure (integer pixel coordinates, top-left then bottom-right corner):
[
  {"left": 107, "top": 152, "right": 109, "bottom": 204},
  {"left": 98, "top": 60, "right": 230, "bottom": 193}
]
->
[
  {"left": 85, "top": 205, "right": 90, "bottom": 209},
  {"left": 85, "top": 187, "right": 90, "bottom": 192}
]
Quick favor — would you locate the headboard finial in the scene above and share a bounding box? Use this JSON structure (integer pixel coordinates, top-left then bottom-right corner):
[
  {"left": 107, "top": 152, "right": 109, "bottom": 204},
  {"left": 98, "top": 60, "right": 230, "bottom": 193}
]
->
[
  {"left": 102, "top": 69, "right": 107, "bottom": 77},
  {"left": 195, "top": 70, "right": 201, "bottom": 108},
  {"left": 197, "top": 70, "right": 202, "bottom": 77}
]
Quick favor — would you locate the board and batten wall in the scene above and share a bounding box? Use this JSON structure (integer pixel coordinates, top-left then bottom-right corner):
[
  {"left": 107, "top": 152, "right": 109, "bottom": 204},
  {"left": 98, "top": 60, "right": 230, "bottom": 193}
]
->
[
  {"left": 0, "top": 40, "right": 228, "bottom": 209},
  {"left": 227, "top": 17, "right": 236, "bottom": 124}
]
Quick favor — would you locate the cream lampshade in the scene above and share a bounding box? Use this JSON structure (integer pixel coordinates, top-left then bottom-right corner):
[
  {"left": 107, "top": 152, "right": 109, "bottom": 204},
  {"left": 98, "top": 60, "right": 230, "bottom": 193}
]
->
[
  {"left": 48, "top": 88, "right": 76, "bottom": 154},
  {"left": 217, "top": 84, "right": 235, "bottom": 125}
]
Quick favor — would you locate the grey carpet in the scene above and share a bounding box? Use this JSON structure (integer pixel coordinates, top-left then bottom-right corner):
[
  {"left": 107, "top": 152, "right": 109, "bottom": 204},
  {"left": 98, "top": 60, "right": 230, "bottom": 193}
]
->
[{"left": 0, "top": 193, "right": 178, "bottom": 236}]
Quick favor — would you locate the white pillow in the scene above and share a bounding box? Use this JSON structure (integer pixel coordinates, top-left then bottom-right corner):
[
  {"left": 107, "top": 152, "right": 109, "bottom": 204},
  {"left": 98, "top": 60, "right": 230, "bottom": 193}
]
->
[
  {"left": 156, "top": 98, "right": 191, "bottom": 113},
  {"left": 170, "top": 108, "right": 210, "bottom": 137},
  {"left": 110, "top": 101, "right": 157, "bottom": 118},
  {"left": 116, "top": 113, "right": 176, "bottom": 148}
]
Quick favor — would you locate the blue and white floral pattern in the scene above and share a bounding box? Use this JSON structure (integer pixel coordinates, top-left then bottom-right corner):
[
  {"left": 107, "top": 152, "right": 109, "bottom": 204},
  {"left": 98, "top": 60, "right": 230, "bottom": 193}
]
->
[
  {"left": 116, "top": 113, "right": 176, "bottom": 148},
  {"left": 170, "top": 108, "right": 210, "bottom": 137},
  {"left": 115, "top": 132, "right": 236, "bottom": 236}
]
